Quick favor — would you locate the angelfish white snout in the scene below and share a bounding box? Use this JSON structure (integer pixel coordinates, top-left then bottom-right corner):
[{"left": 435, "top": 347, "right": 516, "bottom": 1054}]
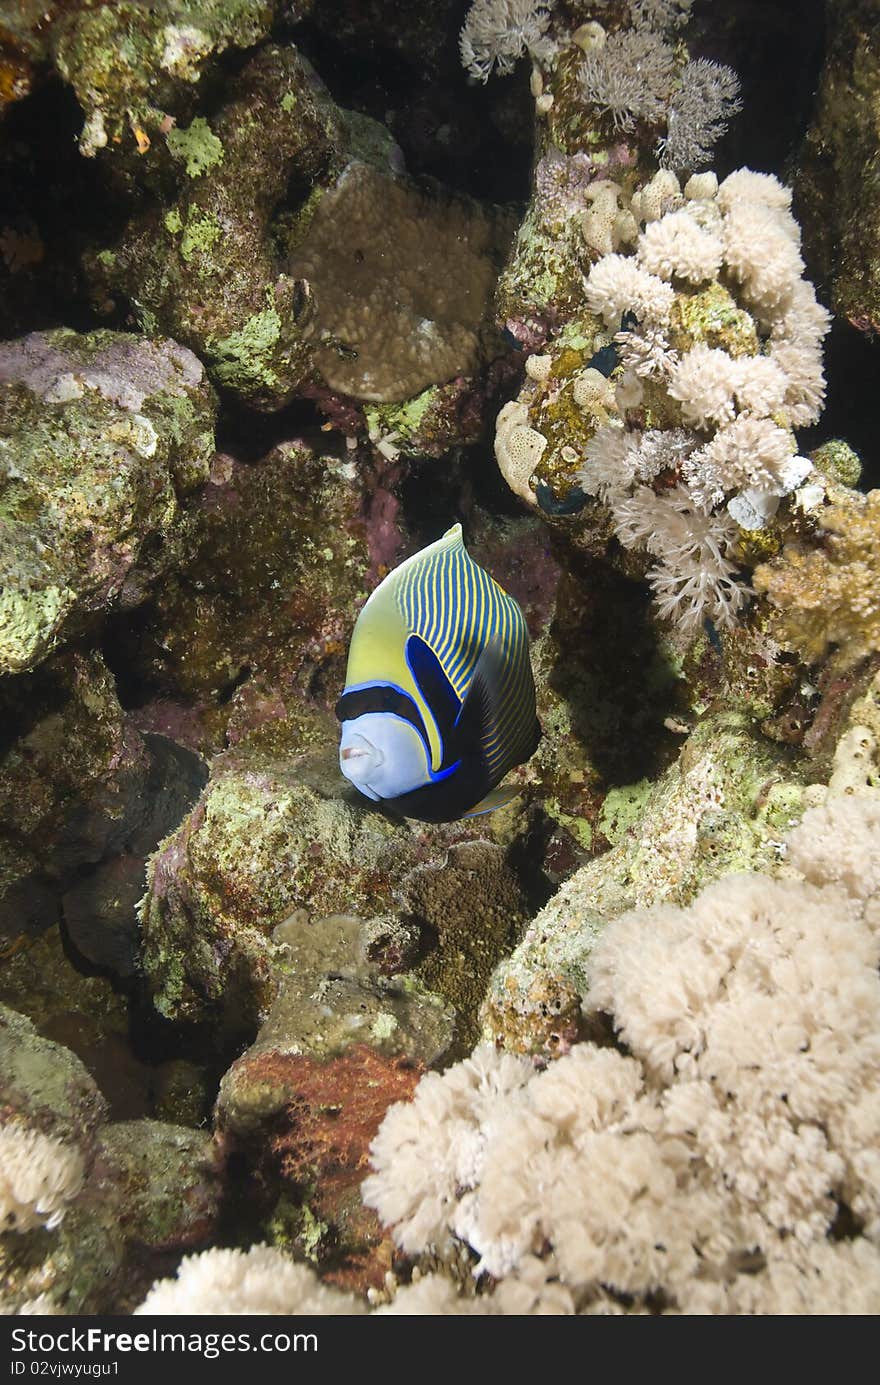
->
[
  {"left": 339, "top": 729, "right": 384, "bottom": 800},
  {"left": 339, "top": 712, "right": 432, "bottom": 802}
]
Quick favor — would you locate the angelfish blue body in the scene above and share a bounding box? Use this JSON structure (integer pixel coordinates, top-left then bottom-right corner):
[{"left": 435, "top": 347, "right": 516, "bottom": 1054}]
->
[{"left": 336, "top": 524, "right": 540, "bottom": 822}]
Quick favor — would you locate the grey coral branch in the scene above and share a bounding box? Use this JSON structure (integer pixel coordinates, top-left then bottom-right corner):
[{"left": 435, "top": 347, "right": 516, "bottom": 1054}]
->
[
  {"left": 658, "top": 59, "right": 743, "bottom": 170},
  {"left": 579, "top": 29, "right": 677, "bottom": 132},
  {"left": 459, "top": 0, "right": 555, "bottom": 82}
]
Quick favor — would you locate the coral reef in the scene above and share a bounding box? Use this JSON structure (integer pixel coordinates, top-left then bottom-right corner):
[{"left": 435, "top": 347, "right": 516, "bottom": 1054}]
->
[
  {"left": 0, "top": 0, "right": 877, "bottom": 1323},
  {"left": 0, "top": 329, "right": 216, "bottom": 673},
  {"left": 0, "top": 647, "right": 207, "bottom": 1003},
  {"left": 494, "top": 165, "right": 830, "bottom": 636},
  {"left": 363, "top": 797, "right": 880, "bottom": 1314}
]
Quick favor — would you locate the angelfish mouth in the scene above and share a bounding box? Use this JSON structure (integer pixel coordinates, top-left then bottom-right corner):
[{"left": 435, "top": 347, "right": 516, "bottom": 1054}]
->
[{"left": 340, "top": 741, "right": 383, "bottom": 766}]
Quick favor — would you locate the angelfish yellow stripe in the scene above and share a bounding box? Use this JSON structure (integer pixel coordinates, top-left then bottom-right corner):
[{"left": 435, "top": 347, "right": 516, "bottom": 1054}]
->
[{"left": 437, "top": 547, "right": 460, "bottom": 670}]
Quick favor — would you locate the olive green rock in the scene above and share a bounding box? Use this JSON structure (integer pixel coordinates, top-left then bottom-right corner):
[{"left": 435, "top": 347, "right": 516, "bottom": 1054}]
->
[
  {"left": 797, "top": 0, "right": 880, "bottom": 332},
  {"left": 0, "top": 328, "right": 217, "bottom": 675}
]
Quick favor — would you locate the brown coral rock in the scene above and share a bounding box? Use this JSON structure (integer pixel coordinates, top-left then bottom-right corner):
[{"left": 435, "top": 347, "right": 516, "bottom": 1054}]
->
[
  {"left": 217, "top": 1044, "right": 422, "bottom": 1292},
  {"left": 287, "top": 162, "right": 512, "bottom": 402},
  {"left": 754, "top": 488, "right": 880, "bottom": 671},
  {"left": 796, "top": 0, "right": 880, "bottom": 331}
]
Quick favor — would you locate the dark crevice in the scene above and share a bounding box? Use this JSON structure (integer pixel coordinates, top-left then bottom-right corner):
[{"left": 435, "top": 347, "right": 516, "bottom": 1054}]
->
[{"left": 801, "top": 319, "right": 880, "bottom": 490}]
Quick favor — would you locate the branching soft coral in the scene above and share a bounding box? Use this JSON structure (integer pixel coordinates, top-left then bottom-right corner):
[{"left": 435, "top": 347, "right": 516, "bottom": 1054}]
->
[
  {"left": 579, "top": 29, "right": 677, "bottom": 132},
  {"left": 611, "top": 484, "right": 747, "bottom": 632},
  {"left": 459, "top": 0, "right": 555, "bottom": 81},
  {"left": 0, "top": 1124, "right": 84, "bottom": 1232},
  {"left": 658, "top": 60, "right": 742, "bottom": 171},
  {"left": 364, "top": 796, "right": 880, "bottom": 1314},
  {"left": 753, "top": 489, "right": 880, "bottom": 671}
]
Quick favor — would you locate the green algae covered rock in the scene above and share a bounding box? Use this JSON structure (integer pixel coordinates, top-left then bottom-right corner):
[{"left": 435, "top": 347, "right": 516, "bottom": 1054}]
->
[
  {"left": 139, "top": 713, "right": 529, "bottom": 1042},
  {"left": 51, "top": 0, "right": 277, "bottom": 158},
  {"left": 137, "top": 734, "right": 406, "bottom": 1029},
  {"left": 0, "top": 328, "right": 217, "bottom": 675},
  {"left": 797, "top": 0, "right": 880, "bottom": 332},
  {"left": 482, "top": 709, "right": 809, "bottom": 1055},
  {"left": 87, "top": 44, "right": 347, "bottom": 408},
  {"left": 0, "top": 1003, "right": 107, "bottom": 1148}
]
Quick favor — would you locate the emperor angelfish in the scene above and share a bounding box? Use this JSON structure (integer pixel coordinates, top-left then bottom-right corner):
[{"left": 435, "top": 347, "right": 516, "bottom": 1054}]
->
[{"left": 336, "top": 523, "right": 540, "bottom": 822}]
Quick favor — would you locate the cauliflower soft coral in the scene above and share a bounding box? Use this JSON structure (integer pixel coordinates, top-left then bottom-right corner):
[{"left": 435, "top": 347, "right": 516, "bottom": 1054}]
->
[{"left": 363, "top": 794, "right": 880, "bottom": 1314}]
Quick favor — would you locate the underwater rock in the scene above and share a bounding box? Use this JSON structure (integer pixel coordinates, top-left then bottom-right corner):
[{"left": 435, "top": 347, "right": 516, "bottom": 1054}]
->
[
  {"left": 482, "top": 709, "right": 809, "bottom": 1055},
  {"left": 361, "top": 373, "right": 507, "bottom": 463},
  {"left": 94, "top": 1119, "right": 221, "bottom": 1255},
  {"left": 0, "top": 1008, "right": 220, "bottom": 1314},
  {"left": 0, "top": 926, "right": 214, "bottom": 1127},
  {"left": 127, "top": 442, "right": 370, "bottom": 728},
  {"left": 220, "top": 911, "right": 453, "bottom": 1083},
  {"left": 0, "top": 328, "right": 217, "bottom": 675},
  {"left": 402, "top": 841, "right": 529, "bottom": 1057},
  {"left": 85, "top": 44, "right": 347, "bottom": 408},
  {"left": 50, "top": 0, "right": 277, "bottom": 159},
  {"left": 285, "top": 160, "right": 513, "bottom": 403},
  {"left": 139, "top": 716, "right": 527, "bottom": 1043},
  {"left": 61, "top": 733, "right": 208, "bottom": 979},
  {"left": 0, "top": 648, "right": 208, "bottom": 987},
  {"left": 217, "top": 1043, "right": 422, "bottom": 1293},
  {"left": 0, "top": 0, "right": 49, "bottom": 112},
  {"left": 0, "top": 932, "right": 135, "bottom": 1114},
  {"left": 85, "top": 33, "right": 515, "bottom": 418},
  {"left": 0, "top": 650, "right": 143, "bottom": 927},
  {"left": 0, "top": 1003, "right": 107, "bottom": 1150},
  {"left": 796, "top": 0, "right": 880, "bottom": 332},
  {"left": 61, "top": 858, "right": 147, "bottom": 981}
]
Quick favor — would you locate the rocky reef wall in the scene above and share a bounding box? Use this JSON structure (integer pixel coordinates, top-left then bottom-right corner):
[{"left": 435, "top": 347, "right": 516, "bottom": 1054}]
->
[{"left": 1, "top": 0, "right": 879, "bottom": 1317}]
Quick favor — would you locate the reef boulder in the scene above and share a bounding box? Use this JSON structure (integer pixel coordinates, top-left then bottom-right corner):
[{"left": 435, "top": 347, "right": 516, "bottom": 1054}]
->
[{"left": 0, "top": 328, "right": 217, "bottom": 675}]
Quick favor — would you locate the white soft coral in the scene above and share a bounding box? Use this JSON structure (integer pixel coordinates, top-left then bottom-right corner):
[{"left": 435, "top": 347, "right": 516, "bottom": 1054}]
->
[
  {"left": 459, "top": 0, "right": 555, "bottom": 80},
  {"left": 363, "top": 796, "right": 880, "bottom": 1314}
]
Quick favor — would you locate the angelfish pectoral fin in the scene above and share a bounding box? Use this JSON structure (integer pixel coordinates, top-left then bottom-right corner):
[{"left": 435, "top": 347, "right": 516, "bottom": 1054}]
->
[{"left": 460, "top": 785, "right": 520, "bottom": 818}]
